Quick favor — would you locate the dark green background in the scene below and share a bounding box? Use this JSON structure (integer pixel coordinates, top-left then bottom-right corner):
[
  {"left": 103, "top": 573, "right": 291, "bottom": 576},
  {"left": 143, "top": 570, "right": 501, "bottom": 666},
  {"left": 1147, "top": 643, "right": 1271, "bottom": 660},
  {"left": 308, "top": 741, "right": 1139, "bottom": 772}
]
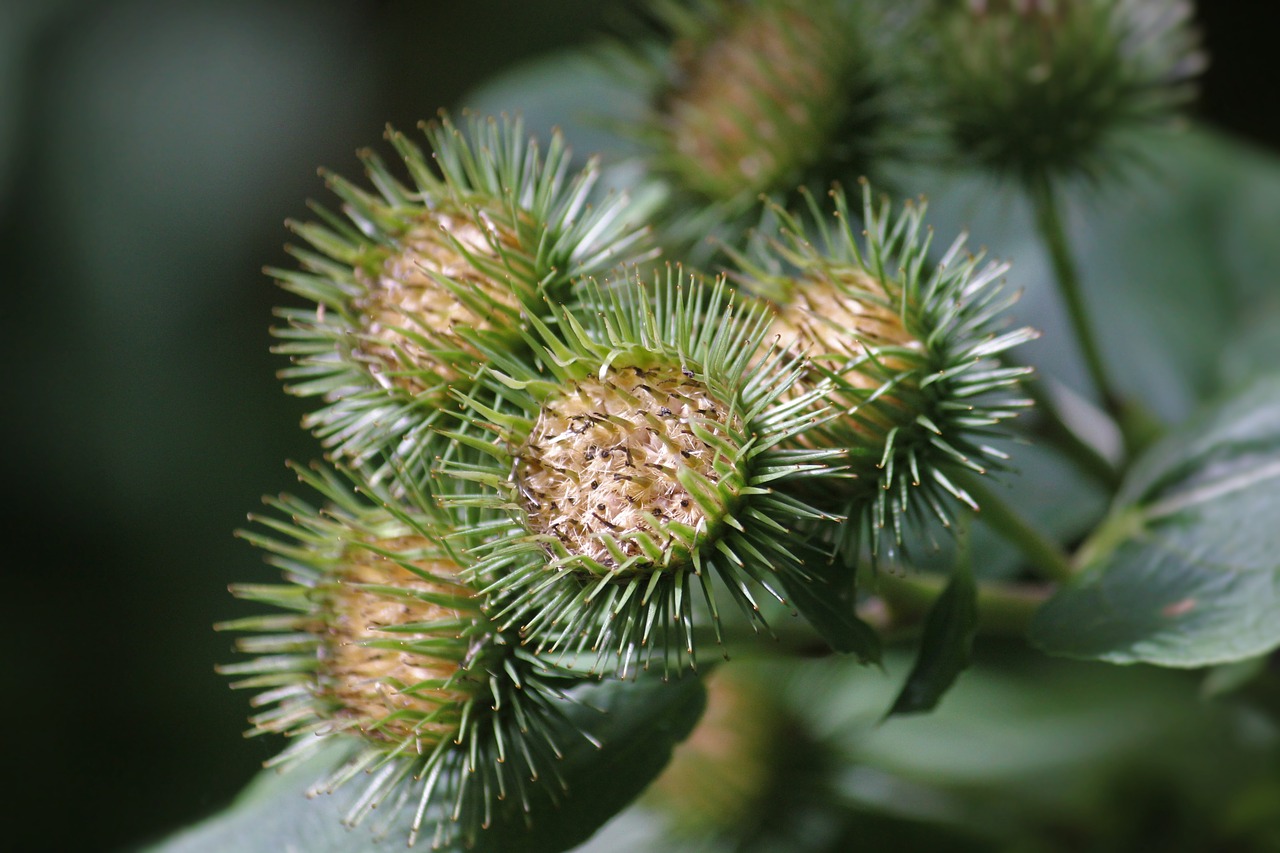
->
[{"left": 0, "top": 2, "right": 1275, "bottom": 851}]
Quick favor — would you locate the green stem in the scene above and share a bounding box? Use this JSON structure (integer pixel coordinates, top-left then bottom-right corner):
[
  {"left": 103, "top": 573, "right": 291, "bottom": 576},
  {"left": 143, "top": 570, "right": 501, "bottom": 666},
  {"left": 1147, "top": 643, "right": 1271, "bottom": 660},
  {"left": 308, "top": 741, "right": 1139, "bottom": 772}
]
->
[
  {"left": 957, "top": 471, "right": 1075, "bottom": 583},
  {"left": 868, "top": 571, "right": 1051, "bottom": 639},
  {"left": 1028, "top": 177, "right": 1165, "bottom": 462},
  {"left": 1027, "top": 176, "right": 1123, "bottom": 417}
]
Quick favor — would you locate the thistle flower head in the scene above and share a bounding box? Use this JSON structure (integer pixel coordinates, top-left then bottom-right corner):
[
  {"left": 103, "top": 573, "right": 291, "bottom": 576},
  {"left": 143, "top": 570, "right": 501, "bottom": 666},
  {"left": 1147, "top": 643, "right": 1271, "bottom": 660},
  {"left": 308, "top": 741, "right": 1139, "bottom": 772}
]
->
[
  {"left": 732, "top": 182, "right": 1038, "bottom": 561},
  {"left": 925, "top": 0, "right": 1205, "bottom": 185},
  {"left": 269, "top": 112, "right": 652, "bottom": 470},
  {"left": 219, "top": 464, "right": 584, "bottom": 848},
  {"left": 656, "top": 0, "right": 868, "bottom": 200},
  {"left": 435, "top": 268, "right": 846, "bottom": 675},
  {"left": 319, "top": 540, "right": 476, "bottom": 744},
  {"left": 764, "top": 265, "right": 924, "bottom": 434},
  {"left": 609, "top": 0, "right": 894, "bottom": 240}
]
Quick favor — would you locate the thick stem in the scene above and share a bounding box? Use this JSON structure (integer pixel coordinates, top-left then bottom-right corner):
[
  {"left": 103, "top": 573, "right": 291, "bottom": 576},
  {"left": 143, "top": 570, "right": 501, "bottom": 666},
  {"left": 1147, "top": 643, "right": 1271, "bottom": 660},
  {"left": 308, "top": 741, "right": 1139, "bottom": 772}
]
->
[
  {"left": 957, "top": 471, "right": 1075, "bottom": 583},
  {"left": 867, "top": 570, "right": 1052, "bottom": 639}
]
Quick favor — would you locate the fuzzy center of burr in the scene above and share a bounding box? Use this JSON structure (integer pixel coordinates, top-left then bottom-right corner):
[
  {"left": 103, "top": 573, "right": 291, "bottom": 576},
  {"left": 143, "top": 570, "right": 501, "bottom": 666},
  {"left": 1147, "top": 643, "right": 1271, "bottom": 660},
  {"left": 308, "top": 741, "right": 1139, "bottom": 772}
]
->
[
  {"left": 354, "top": 211, "right": 519, "bottom": 391},
  {"left": 662, "top": 3, "right": 842, "bottom": 196},
  {"left": 771, "top": 269, "right": 919, "bottom": 379},
  {"left": 323, "top": 537, "right": 474, "bottom": 744},
  {"left": 767, "top": 269, "right": 923, "bottom": 441},
  {"left": 516, "top": 366, "right": 741, "bottom": 571}
]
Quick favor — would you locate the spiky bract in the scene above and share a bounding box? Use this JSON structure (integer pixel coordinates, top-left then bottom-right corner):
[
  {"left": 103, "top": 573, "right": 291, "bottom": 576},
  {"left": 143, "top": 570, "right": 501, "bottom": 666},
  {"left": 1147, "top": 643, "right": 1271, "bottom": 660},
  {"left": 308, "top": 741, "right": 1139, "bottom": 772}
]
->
[
  {"left": 925, "top": 0, "right": 1205, "bottom": 185},
  {"left": 437, "top": 268, "right": 845, "bottom": 675},
  {"left": 732, "top": 181, "right": 1037, "bottom": 562},
  {"left": 651, "top": 0, "right": 875, "bottom": 201},
  {"left": 269, "top": 113, "right": 652, "bottom": 473},
  {"left": 602, "top": 0, "right": 897, "bottom": 258},
  {"left": 218, "top": 463, "right": 587, "bottom": 848}
]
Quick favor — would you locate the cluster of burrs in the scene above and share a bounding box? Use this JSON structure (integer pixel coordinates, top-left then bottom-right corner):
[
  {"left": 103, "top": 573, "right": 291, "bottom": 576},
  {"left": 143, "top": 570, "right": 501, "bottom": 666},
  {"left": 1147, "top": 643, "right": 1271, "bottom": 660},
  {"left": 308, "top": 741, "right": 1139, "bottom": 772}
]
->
[
  {"left": 220, "top": 111, "right": 1031, "bottom": 847},
  {"left": 220, "top": 0, "right": 1201, "bottom": 845},
  {"left": 604, "top": 0, "right": 1202, "bottom": 258}
]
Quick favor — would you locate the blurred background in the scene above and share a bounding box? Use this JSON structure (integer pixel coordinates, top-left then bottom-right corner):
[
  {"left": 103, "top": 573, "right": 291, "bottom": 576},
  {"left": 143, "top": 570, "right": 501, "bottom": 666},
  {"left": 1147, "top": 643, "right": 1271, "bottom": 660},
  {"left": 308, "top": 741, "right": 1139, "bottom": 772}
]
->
[{"left": 1, "top": 2, "right": 1277, "bottom": 851}]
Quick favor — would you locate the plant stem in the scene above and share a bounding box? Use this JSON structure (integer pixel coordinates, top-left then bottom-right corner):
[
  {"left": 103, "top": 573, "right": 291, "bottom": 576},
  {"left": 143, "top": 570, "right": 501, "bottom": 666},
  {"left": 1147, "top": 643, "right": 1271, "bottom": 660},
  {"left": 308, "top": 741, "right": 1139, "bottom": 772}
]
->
[
  {"left": 1028, "top": 177, "right": 1165, "bottom": 462},
  {"left": 957, "top": 471, "right": 1075, "bottom": 583},
  {"left": 1027, "top": 175, "right": 1123, "bottom": 418},
  {"left": 868, "top": 570, "right": 1051, "bottom": 639},
  {"left": 701, "top": 572, "right": 1054, "bottom": 652}
]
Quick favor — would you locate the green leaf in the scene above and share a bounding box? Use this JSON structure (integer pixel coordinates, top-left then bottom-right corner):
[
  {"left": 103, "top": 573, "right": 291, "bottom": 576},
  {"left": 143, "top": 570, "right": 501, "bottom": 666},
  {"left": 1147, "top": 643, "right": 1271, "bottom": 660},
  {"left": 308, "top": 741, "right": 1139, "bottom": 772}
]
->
[
  {"left": 479, "top": 674, "right": 706, "bottom": 852},
  {"left": 148, "top": 674, "right": 707, "bottom": 853},
  {"left": 1031, "top": 372, "right": 1280, "bottom": 667},
  {"left": 461, "top": 51, "right": 644, "bottom": 168},
  {"left": 784, "top": 544, "right": 882, "bottom": 662},
  {"left": 887, "top": 533, "right": 978, "bottom": 717},
  {"left": 777, "top": 645, "right": 1280, "bottom": 845},
  {"left": 1218, "top": 299, "right": 1280, "bottom": 390}
]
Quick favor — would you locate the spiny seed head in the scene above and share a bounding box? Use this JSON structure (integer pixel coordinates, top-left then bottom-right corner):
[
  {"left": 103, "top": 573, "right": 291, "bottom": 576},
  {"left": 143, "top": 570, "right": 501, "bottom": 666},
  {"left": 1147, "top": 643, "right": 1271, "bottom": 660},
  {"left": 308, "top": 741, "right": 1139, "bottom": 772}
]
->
[
  {"left": 220, "top": 464, "right": 584, "bottom": 848},
  {"left": 320, "top": 539, "right": 476, "bottom": 744},
  {"left": 924, "top": 0, "right": 1206, "bottom": 185},
  {"left": 267, "top": 112, "right": 653, "bottom": 469},
  {"left": 517, "top": 366, "right": 741, "bottom": 571},
  {"left": 220, "top": 492, "right": 485, "bottom": 752},
  {"left": 770, "top": 268, "right": 913, "bottom": 361},
  {"left": 766, "top": 267, "right": 925, "bottom": 442},
  {"left": 437, "top": 269, "right": 847, "bottom": 674},
  {"left": 603, "top": 0, "right": 892, "bottom": 261},
  {"left": 732, "top": 182, "right": 1038, "bottom": 559},
  {"left": 657, "top": 0, "right": 856, "bottom": 202}
]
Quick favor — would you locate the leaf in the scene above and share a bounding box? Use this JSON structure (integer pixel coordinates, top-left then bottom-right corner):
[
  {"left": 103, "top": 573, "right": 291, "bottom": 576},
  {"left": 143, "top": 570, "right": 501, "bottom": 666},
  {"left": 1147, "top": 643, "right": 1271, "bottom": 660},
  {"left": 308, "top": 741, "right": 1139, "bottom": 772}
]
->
[
  {"left": 477, "top": 673, "right": 706, "bottom": 852},
  {"left": 149, "top": 674, "right": 707, "bottom": 853},
  {"left": 784, "top": 544, "right": 882, "bottom": 662},
  {"left": 777, "top": 645, "right": 1280, "bottom": 844},
  {"left": 460, "top": 51, "right": 645, "bottom": 167},
  {"left": 887, "top": 531, "right": 978, "bottom": 717},
  {"left": 1031, "top": 372, "right": 1280, "bottom": 667},
  {"left": 1218, "top": 299, "right": 1280, "bottom": 390}
]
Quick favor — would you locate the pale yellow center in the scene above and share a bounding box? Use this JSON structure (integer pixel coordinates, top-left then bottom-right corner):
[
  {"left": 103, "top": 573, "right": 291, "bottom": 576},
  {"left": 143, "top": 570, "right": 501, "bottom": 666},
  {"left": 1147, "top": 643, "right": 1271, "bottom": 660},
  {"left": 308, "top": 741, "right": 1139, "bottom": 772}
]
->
[
  {"left": 664, "top": 4, "right": 841, "bottom": 196},
  {"left": 354, "top": 212, "right": 519, "bottom": 392},
  {"left": 767, "top": 270, "right": 922, "bottom": 439},
  {"left": 772, "top": 270, "right": 918, "bottom": 376},
  {"left": 323, "top": 537, "right": 472, "bottom": 743},
  {"left": 516, "top": 367, "right": 741, "bottom": 570}
]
